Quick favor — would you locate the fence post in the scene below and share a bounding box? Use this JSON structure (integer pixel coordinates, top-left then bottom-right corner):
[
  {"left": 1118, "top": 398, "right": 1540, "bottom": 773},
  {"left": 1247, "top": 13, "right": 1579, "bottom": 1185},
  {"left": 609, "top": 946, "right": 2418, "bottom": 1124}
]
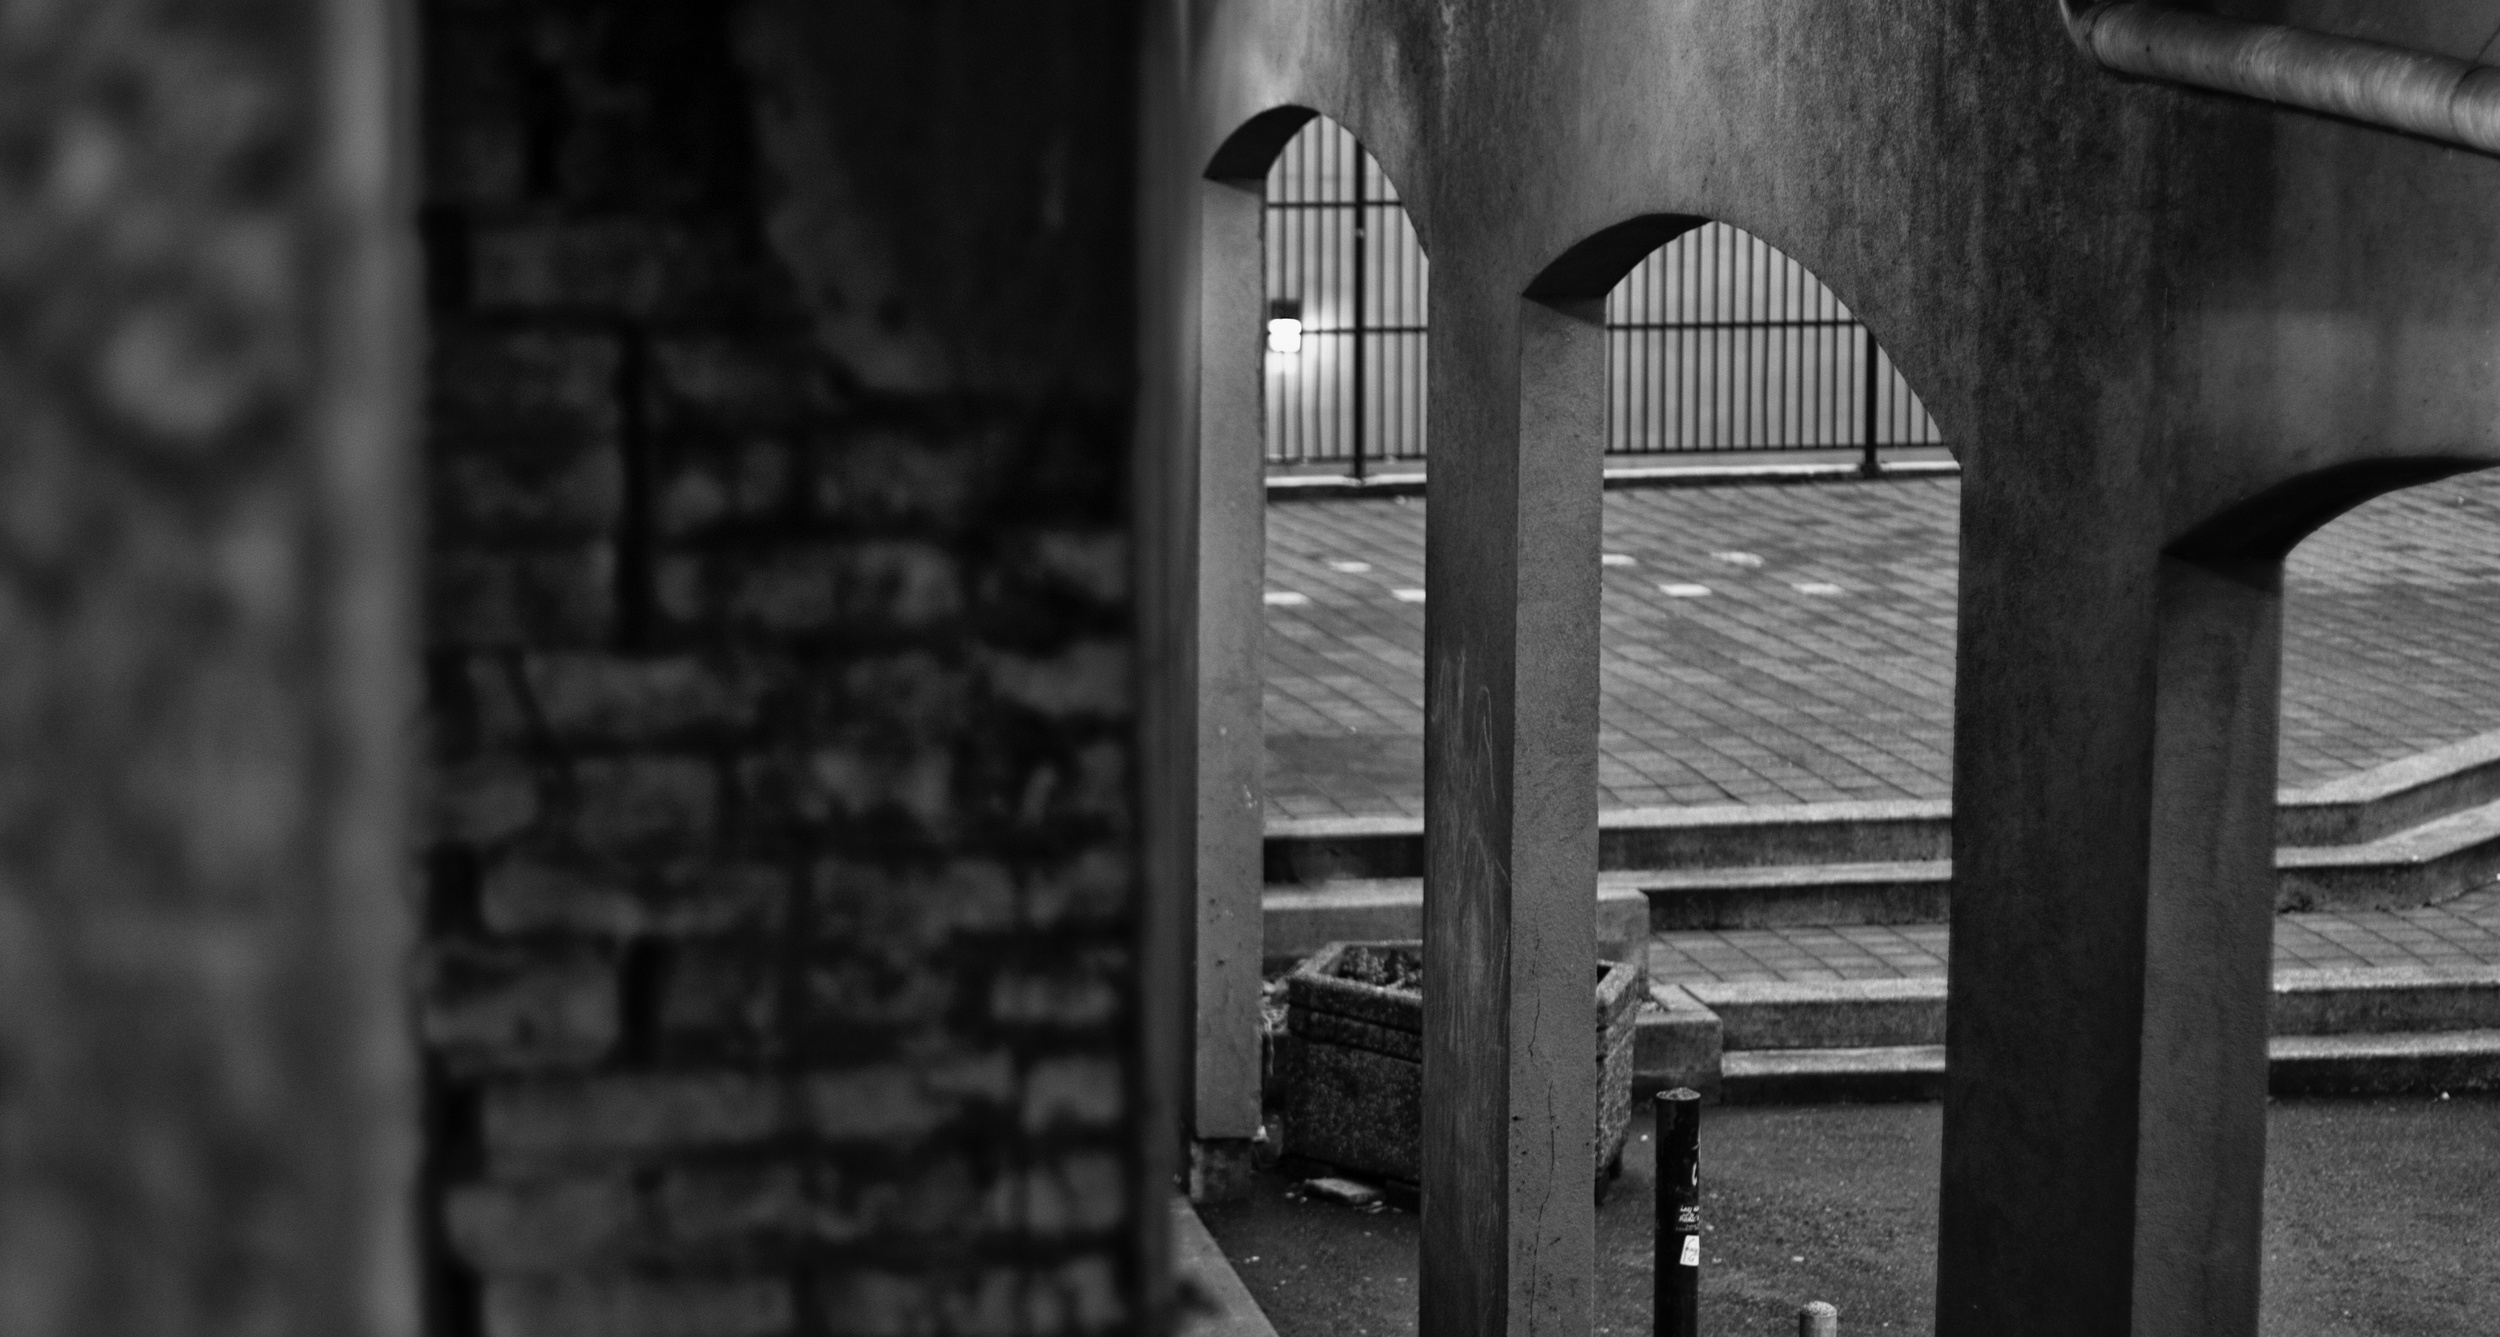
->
[
  {"left": 1655, "top": 1088, "right": 1702, "bottom": 1337},
  {"left": 1798, "top": 1301, "right": 1839, "bottom": 1336},
  {"left": 1858, "top": 324, "right": 1881, "bottom": 477}
]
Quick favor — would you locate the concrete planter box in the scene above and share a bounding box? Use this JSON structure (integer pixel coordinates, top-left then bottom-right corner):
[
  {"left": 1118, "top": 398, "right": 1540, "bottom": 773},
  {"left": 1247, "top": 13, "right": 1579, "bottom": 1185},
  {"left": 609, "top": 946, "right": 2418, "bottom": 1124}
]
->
[{"left": 1277, "top": 941, "right": 1641, "bottom": 1186}]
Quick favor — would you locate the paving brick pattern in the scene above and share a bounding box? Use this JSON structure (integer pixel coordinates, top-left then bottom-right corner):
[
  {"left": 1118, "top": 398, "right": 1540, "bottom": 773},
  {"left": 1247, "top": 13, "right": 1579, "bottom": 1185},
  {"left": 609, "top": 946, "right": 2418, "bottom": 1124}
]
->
[
  {"left": 1265, "top": 471, "right": 2500, "bottom": 820},
  {"left": 1644, "top": 889, "right": 2500, "bottom": 986}
]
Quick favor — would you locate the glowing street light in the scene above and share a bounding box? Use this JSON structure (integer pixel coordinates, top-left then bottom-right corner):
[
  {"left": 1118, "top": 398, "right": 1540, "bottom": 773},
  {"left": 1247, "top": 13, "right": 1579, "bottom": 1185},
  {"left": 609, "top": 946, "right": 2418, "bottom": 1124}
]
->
[{"left": 1267, "top": 298, "right": 1303, "bottom": 355}]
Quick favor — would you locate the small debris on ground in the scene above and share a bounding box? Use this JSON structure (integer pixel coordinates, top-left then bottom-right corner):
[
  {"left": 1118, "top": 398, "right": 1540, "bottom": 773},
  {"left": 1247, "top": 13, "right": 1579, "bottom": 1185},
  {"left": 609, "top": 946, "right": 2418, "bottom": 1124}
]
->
[{"left": 1301, "top": 1175, "right": 1384, "bottom": 1208}]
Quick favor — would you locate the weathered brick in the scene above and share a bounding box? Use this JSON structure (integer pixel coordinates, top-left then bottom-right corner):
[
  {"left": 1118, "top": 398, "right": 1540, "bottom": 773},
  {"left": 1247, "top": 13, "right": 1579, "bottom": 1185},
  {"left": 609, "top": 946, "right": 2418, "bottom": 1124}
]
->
[
  {"left": 1010, "top": 740, "right": 1130, "bottom": 828},
  {"left": 431, "top": 754, "right": 543, "bottom": 844},
  {"left": 1021, "top": 847, "right": 1135, "bottom": 929},
  {"left": 447, "top": 1175, "right": 641, "bottom": 1273},
  {"left": 648, "top": 335, "right": 842, "bottom": 427},
  {"left": 652, "top": 1163, "right": 807, "bottom": 1248},
  {"left": 987, "top": 950, "right": 1125, "bottom": 1030},
  {"left": 1019, "top": 529, "right": 1130, "bottom": 607},
  {"left": 655, "top": 439, "right": 794, "bottom": 536},
  {"left": 803, "top": 959, "right": 955, "bottom": 1031},
  {"left": 813, "top": 1155, "right": 1017, "bottom": 1246},
  {"left": 483, "top": 1275, "right": 792, "bottom": 1337},
  {"left": 816, "top": 1268, "right": 1020, "bottom": 1337},
  {"left": 1022, "top": 1057, "right": 1123, "bottom": 1133},
  {"left": 484, "top": 1073, "right": 785, "bottom": 1165},
  {"left": 433, "top": 436, "right": 623, "bottom": 537},
  {"left": 471, "top": 219, "right": 759, "bottom": 315},
  {"left": 524, "top": 654, "right": 762, "bottom": 741},
  {"left": 983, "top": 641, "right": 1129, "bottom": 719},
  {"left": 1021, "top": 1150, "right": 1127, "bottom": 1239},
  {"left": 482, "top": 857, "right": 788, "bottom": 938},
  {"left": 433, "top": 328, "right": 623, "bottom": 433},
  {"left": 1028, "top": 1257, "right": 1126, "bottom": 1335},
  {"left": 726, "top": 542, "right": 962, "bottom": 633},
  {"left": 431, "top": 545, "right": 617, "bottom": 648},
  {"left": 827, "top": 653, "right": 972, "bottom": 739},
  {"left": 746, "top": 747, "right": 954, "bottom": 828},
  {"left": 811, "top": 860, "right": 1015, "bottom": 947},
  {"left": 803, "top": 1066, "right": 948, "bottom": 1143},
  {"left": 658, "top": 944, "right": 780, "bottom": 1041},
  {"left": 572, "top": 755, "right": 717, "bottom": 854},
  {"left": 810, "top": 427, "right": 984, "bottom": 527},
  {"left": 419, "top": 939, "right": 619, "bottom": 1075}
]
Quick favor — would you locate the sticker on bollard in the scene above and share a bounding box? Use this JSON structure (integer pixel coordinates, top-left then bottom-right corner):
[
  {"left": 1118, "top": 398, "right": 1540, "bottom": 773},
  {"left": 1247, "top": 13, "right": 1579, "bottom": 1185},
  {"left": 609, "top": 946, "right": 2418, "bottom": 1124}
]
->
[{"left": 1655, "top": 1088, "right": 1703, "bottom": 1337}]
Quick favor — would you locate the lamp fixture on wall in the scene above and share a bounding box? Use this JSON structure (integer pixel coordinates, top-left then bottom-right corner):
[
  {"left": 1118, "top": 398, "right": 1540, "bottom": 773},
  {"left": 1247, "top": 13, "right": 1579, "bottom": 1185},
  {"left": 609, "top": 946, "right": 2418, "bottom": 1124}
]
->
[{"left": 1267, "top": 298, "right": 1303, "bottom": 355}]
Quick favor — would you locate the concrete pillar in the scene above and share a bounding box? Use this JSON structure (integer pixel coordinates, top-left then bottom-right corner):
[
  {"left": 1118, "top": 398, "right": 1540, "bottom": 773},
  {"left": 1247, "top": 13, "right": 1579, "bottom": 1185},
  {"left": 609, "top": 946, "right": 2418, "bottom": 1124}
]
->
[
  {"left": 1939, "top": 486, "right": 2282, "bottom": 1335},
  {"left": 1420, "top": 287, "right": 1606, "bottom": 1337},
  {"left": 1190, "top": 171, "right": 1271, "bottom": 1193}
]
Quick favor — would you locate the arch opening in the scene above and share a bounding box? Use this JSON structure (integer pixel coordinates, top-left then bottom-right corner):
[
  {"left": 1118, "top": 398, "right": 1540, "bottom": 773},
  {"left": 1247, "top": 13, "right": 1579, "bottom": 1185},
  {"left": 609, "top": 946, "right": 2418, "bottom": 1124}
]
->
[{"left": 1260, "top": 118, "right": 1429, "bottom": 476}]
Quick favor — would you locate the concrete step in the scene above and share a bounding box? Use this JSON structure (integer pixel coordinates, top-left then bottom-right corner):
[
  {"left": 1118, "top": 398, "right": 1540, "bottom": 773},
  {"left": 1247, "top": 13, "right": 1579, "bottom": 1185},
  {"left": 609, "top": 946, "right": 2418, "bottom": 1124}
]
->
[
  {"left": 1265, "top": 800, "right": 1950, "bottom": 885},
  {"left": 1259, "top": 877, "right": 1652, "bottom": 969},
  {"left": 1262, "top": 727, "right": 2500, "bottom": 886},
  {"left": 1634, "top": 967, "right": 2500, "bottom": 1103},
  {"left": 1638, "top": 860, "right": 1949, "bottom": 930},
  {"left": 1700, "top": 1034, "right": 2500, "bottom": 1104},
  {"left": 2276, "top": 793, "right": 2500, "bottom": 911},
  {"left": 1654, "top": 967, "right": 2500, "bottom": 1055}
]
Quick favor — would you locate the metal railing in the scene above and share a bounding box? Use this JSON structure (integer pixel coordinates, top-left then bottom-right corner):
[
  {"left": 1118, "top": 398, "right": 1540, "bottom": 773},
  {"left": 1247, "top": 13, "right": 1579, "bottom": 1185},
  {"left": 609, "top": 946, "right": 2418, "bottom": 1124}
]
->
[
  {"left": 1262, "top": 120, "right": 1940, "bottom": 471},
  {"left": 1262, "top": 120, "right": 1428, "bottom": 475}
]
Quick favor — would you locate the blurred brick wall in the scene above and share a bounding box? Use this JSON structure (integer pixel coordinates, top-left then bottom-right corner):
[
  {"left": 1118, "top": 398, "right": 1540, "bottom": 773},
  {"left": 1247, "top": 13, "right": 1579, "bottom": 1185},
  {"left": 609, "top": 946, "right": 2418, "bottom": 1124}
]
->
[
  {"left": 0, "top": 0, "right": 419, "bottom": 1332},
  {"left": 414, "top": 2, "right": 1148, "bottom": 1333}
]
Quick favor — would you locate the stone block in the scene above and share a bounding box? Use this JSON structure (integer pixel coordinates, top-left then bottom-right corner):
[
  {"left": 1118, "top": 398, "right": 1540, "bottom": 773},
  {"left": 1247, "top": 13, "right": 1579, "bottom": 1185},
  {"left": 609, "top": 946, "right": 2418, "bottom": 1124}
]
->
[
  {"left": 809, "top": 427, "right": 985, "bottom": 527},
  {"left": 432, "top": 328, "right": 623, "bottom": 433},
  {"left": 726, "top": 541, "right": 962, "bottom": 633},
  {"left": 446, "top": 1175, "right": 640, "bottom": 1273},
  {"left": 523, "top": 654, "right": 763, "bottom": 742},
  {"left": 481, "top": 857, "right": 788, "bottom": 938},
  {"left": 1021, "top": 1149, "right": 1128, "bottom": 1238},
  {"left": 655, "top": 439, "right": 794, "bottom": 536},
  {"left": 983, "top": 641, "right": 1131, "bottom": 720},
  {"left": 432, "top": 435, "right": 624, "bottom": 538},
  {"left": 418, "top": 939, "right": 619, "bottom": 1075},
  {"left": 471, "top": 220, "right": 759, "bottom": 316},
  {"left": 647, "top": 335, "right": 842, "bottom": 428},
  {"left": 482, "top": 1276, "right": 792, "bottom": 1337},
  {"left": 430, "top": 754, "right": 544, "bottom": 845},
  {"left": 430, "top": 545, "right": 617, "bottom": 648},
  {"left": 1023, "top": 1056, "right": 1126, "bottom": 1132},
  {"left": 483, "top": 1074, "right": 785, "bottom": 1167},
  {"left": 571, "top": 755, "right": 718, "bottom": 854}
]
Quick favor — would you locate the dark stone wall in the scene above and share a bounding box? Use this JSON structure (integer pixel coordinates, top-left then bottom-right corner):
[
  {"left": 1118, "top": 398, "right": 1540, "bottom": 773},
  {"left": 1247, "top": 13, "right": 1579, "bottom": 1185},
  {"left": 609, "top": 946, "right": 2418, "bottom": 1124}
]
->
[{"left": 414, "top": 2, "right": 1148, "bottom": 1333}]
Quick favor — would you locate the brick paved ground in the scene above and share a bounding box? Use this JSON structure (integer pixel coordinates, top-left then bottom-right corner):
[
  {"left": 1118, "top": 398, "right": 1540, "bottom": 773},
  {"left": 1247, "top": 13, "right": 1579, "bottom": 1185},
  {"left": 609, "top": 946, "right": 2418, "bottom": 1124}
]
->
[
  {"left": 1264, "top": 470, "right": 2500, "bottom": 820},
  {"left": 1643, "top": 888, "right": 2500, "bottom": 985}
]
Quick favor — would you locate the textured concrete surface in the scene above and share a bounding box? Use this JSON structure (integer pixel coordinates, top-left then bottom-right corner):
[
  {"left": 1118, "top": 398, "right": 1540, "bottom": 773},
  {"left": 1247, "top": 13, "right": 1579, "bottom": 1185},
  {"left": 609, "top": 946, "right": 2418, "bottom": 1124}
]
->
[
  {"left": 1264, "top": 471, "right": 2500, "bottom": 820},
  {"left": 1199, "top": 1098, "right": 2500, "bottom": 1337},
  {"left": 1648, "top": 888, "right": 2500, "bottom": 986}
]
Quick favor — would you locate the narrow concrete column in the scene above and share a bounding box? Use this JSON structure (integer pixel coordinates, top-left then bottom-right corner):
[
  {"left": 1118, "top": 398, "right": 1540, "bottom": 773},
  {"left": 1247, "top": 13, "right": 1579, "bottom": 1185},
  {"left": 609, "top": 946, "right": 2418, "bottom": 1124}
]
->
[
  {"left": 1190, "top": 174, "right": 1270, "bottom": 1185},
  {"left": 1939, "top": 487, "right": 2282, "bottom": 1336},
  {"left": 2131, "top": 553, "right": 2280, "bottom": 1336},
  {"left": 1420, "top": 292, "right": 1606, "bottom": 1337}
]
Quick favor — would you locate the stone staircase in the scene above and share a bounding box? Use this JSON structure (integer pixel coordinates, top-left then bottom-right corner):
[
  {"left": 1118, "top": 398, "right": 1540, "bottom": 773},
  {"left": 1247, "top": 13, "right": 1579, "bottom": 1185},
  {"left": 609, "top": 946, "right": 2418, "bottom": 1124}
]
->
[{"left": 1261, "top": 730, "right": 2500, "bottom": 1101}]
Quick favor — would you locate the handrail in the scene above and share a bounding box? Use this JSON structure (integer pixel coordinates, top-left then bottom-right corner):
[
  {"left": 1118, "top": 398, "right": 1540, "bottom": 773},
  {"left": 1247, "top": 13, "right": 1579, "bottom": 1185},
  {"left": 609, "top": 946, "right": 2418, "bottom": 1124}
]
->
[{"left": 2065, "top": 2, "right": 2500, "bottom": 157}]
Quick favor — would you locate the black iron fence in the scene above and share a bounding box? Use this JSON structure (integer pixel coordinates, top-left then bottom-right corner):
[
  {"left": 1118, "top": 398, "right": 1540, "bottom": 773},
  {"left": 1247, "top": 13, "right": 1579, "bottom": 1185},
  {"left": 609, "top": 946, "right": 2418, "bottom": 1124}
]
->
[{"left": 1262, "top": 120, "right": 1942, "bottom": 470}]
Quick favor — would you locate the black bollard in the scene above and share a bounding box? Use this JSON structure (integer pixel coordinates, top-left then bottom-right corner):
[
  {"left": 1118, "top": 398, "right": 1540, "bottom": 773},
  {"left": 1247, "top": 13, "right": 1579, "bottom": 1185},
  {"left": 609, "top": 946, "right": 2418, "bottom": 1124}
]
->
[{"left": 1655, "top": 1087, "right": 1702, "bottom": 1337}]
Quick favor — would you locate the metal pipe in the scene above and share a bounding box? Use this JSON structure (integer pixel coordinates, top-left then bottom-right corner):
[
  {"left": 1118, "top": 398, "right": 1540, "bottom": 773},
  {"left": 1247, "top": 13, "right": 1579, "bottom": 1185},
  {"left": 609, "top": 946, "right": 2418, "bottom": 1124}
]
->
[
  {"left": 1655, "top": 1088, "right": 1703, "bottom": 1337},
  {"left": 2066, "top": 2, "right": 2500, "bottom": 157}
]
